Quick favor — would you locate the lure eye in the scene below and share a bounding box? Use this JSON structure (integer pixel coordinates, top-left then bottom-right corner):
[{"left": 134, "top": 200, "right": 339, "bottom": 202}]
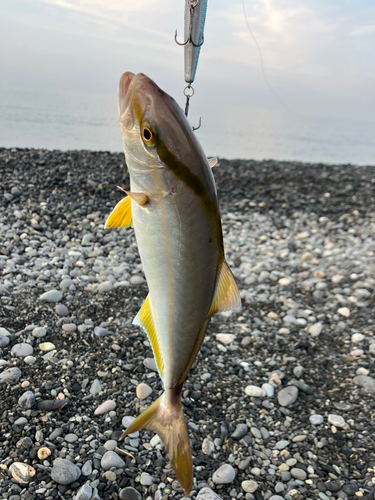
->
[{"left": 142, "top": 127, "right": 153, "bottom": 143}]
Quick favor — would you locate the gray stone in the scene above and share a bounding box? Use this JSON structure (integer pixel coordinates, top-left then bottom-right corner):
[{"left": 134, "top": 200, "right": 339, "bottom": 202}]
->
[
  {"left": 65, "top": 433, "right": 78, "bottom": 443},
  {"left": 49, "top": 428, "right": 63, "bottom": 440},
  {"left": 328, "top": 414, "right": 346, "bottom": 427},
  {"left": 101, "top": 451, "right": 125, "bottom": 470},
  {"left": 143, "top": 357, "right": 158, "bottom": 372},
  {"left": 81, "top": 460, "right": 93, "bottom": 476},
  {"left": 14, "top": 417, "right": 28, "bottom": 426},
  {"left": 60, "top": 279, "right": 73, "bottom": 290},
  {"left": 122, "top": 416, "right": 139, "bottom": 438},
  {"left": 353, "top": 375, "right": 375, "bottom": 394},
  {"left": 104, "top": 471, "right": 117, "bottom": 481},
  {"left": 119, "top": 487, "right": 142, "bottom": 500},
  {"left": 261, "top": 383, "right": 274, "bottom": 397},
  {"left": 90, "top": 379, "right": 102, "bottom": 395},
  {"left": 0, "top": 367, "right": 22, "bottom": 385},
  {"left": 24, "top": 356, "right": 36, "bottom": 365},
  {"left": 275, "top": 440, "right": 290, "bottom": 450},
  {"left": 51, "top": 458, "right": 81, "bottom": 485},
  {"left": 0, "top": 327, "right": 11, "bottom": 337},
  {"left": 140, "top": 474, "right": 153, "bottom": 486},
  {"left": 202, "top": 438, "right": 215, "bottom": 455},
  {"left": 18, "top": 391, "right": 35, "bottom": 409},
  {"left": 94, "top": 327, "right": 108, "bottom": 337},
  {"left": 278, "top": 386, "right": 298, "bottom": 407},
  {"left": 11, "top": 343, "right": 33, "bottom": 357},
  {"left": 94, "top": 400, "right": 116, "bottom": 415},
  {"left": 241, "top": 480, "right": 258, "bottom": 493},
  {"left": 32, "top": 327, "right": 47, "bottom": 338},
  {"left": 136, "top": 382, "right": 152, "bottom": 399},
  {"left": 291, "top": 468, "right": 307, "bottom": 480},
  {"left": 212, "top": 464, "right": 236, "bottom": 484},
  {"left": 309, "top": 414, "right": 324, "bottom": 425},
  {"left": 293, "top": 365, "right": 304, "bottom": 378},
  {"left": 309, "top": 322, "right": 323, "bottom": 337},
  {"left": 55, "top": 304, "right": 69, "bottom": 316},
  {"left": 39, "top": 290, "right": 62, "bottom": 302},
  {"left": 130, "top": 275, "right": 145, "bottom": 285},
  {"left": 0, "top": 336, "right": 10, "bottom": 347},
  {"left": 104, "top": 440, "right": 117, "bottom": 451},
  {"left": 74, "top": 484, "right": 92, "bottom": 500},
  {"left": 231, "top": 423, "right": 248, "bottom": 440},
  {"left": 196, "top": 488, "right": 222, "bottom": 500},
  {"left": 97, "top": 281, "right": 113, "bottom": 293}
]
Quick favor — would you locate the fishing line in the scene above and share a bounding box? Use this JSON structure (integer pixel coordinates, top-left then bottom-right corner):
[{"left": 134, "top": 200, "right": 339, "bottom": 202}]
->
[{"left": 242, "top": 0, "right": 296, "bottom": 116}]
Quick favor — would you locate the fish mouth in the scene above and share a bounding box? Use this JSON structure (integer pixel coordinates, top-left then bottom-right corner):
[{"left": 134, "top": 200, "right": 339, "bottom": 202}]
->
[{"left": 118, "top": 72, "right": 166, "bottom": 131}]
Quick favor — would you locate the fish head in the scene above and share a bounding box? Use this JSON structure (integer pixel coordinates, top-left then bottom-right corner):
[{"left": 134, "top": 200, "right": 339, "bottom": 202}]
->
[{"left": 118, "top": 72, "right": 205, "bottom": 176}]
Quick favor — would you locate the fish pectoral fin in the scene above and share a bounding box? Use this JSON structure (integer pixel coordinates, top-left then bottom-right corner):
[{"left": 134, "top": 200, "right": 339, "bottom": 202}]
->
[
  {"left": 208, "top": 157, "right": 218, "bottom": 168},
  {"left": 120, "top": 394, "right": 193, "bottom": 497},
  {"left": 133, "top": 294, "right": 164, "bottom": 377},
  {"left": 208, "top": 260, "right": 242, "bottom": 317},
  {"left": 126, "top": 191, "right": 149, "bottom": 206},
  {"left": 105, "top": 195, "right": 133, "bottom": 228}
]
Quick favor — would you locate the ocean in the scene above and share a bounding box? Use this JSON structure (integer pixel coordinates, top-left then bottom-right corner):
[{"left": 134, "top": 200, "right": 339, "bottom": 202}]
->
[{"left": 1, "top": 88, "right": 374, "bottom": 165}]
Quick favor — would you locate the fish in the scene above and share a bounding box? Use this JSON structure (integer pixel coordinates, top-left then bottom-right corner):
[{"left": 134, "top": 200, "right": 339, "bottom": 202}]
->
[{"left": 105, "top": 72, "right": 241, "bottom": 496}]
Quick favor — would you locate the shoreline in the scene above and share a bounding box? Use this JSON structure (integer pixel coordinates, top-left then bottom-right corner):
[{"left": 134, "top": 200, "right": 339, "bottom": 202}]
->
[{"left": 1, "top": 147, "right": 375, "bottom": 500}]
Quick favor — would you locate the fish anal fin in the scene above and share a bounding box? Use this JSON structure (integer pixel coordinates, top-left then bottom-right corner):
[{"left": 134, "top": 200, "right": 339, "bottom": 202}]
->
[
  {"left": 208, "top": 261, "right": 241, "bottom": 317},
  {"left": 105, "top": 196, "right": 133, "bottom": 228},
  {"left": 120, "top": 394, "right": 193, "bottom": 497},
  {"left": 133, "top": 295, "right": 164, "bottom": 377},
  {"left": 208, "top": 157, "right": 218, "bottom": 168}
]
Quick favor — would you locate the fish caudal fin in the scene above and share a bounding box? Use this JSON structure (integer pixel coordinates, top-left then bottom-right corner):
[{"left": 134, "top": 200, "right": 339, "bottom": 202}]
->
[{"left": 120, "top": 393, "right": 193, "bottom": 496}]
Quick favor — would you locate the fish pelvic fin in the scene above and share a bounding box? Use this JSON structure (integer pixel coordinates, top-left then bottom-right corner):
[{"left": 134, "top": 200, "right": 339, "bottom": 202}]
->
[
  {"left": 120, "top": 392, "right": 193, "bottom": 497},
  {"left": 133, "top": 295, "right": 164, "bottom": 378},
  {"left": 208, "top": 260, "right": 242, "bottom": 317},
  {"left": 105, "top": 195, "right": 133, "bottom": 228}
]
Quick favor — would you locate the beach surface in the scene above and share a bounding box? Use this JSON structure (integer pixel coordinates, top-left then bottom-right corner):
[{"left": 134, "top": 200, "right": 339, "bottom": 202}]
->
[{"left": 1, "top": 148, "right": 375, "bottom": 500}]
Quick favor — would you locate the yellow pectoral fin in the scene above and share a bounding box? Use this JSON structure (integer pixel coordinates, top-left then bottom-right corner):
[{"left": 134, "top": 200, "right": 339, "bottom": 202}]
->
[
  {"left": 208, "top": 260, "right": 242, "bottom": 317},
  {"left": 133, "top": 295, "right": 164, "bottom": 377},
  {"left": 105, "top": 196, "right": 133, "bottom": 228}
]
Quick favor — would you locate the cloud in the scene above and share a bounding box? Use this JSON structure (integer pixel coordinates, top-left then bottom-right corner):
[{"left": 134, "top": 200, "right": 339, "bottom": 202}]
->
[{"left": 350, "top": 25, "right": 375, "bottom": 36}]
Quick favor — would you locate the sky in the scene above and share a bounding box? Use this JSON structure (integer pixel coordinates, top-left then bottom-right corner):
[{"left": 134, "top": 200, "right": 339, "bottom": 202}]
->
[{"left": 1, "top": 0, "right": 375, "bottom": 126}]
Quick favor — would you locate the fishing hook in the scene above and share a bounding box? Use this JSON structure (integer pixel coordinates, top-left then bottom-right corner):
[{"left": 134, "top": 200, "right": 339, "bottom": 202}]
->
[
  {"left": 174, "top": 0, "right": 204, "bottom": 47},
  {"left": 183, "top": 85, "right": 201, "bottom": 130}
]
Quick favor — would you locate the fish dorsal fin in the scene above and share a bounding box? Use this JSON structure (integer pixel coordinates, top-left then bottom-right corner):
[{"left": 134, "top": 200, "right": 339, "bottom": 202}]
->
[
  {"left": 208, "top": 157, "right": 218, "bottom": 169},
  {"left": 208, "top": 260, "right": 241, "bottom": 317},
  {"left": 105, "top": 196, "right": 133, "bottom": 228},
  {"left": 133, "top": 294, "right": 164, "bottom": 377}
]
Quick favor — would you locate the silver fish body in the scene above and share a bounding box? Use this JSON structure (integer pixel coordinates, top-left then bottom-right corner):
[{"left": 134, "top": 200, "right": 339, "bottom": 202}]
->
[{"left": 106, "top": 72, "right": 240, "bottom": 495}]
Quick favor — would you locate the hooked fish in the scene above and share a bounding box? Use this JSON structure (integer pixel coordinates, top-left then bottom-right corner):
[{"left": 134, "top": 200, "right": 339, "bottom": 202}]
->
[{"left": 105, "top": 72, "right": 241, "bottom": 495}]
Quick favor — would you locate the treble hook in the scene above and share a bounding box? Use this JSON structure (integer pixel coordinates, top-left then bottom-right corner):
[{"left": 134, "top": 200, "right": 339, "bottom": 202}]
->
[
  {"left": 174, "top": 30, "right": 204, "bottom": 47},
  {"left": 174, "top": 0, "right": 204, "bottom": 47},
  {"left": 183, "top": 85, "right": 201, "bottom": 130}
]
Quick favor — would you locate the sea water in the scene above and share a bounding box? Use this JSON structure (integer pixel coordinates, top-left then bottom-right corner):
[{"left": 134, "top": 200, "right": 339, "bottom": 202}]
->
[{"left": 1, "top": 88, "right": 374, "bottom": 165}]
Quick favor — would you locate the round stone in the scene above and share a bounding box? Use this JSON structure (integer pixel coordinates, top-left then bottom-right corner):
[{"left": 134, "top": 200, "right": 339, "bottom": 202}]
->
[
  {"left": 328, "top": 414, "right": 346, "bottom": 427},
  {"left": 98, "top": 281, "right": 113, "bottom": 293},
  {"left": 55, "top": 304, "right": 69, "bottom": 316},
  {"left": 104, "top": 440, "right": 118, "bottom": 451},
  {"left": 309, "top": 322, "right": 323, "bottom": 337},
  {"left": 94, "top": 327, "right": 108, "bottom": 337},
  {"left": 244, "top": 385, "right": 265, "bottom": 397},
  {"left": 309, "top": 414, "right": 324, "bottom": 425},
  {"left": 353, "top": 375, "right": 375, "bottom": 394},
  {"left": 18, "top": 391, "right": 35, "bottom": 409},
  {"left": 212, "top": 464, "right": 236, "bottom": 484},
  {"left": 0, "top": 367, "right": 22, "bottom": 385},
  {"left": 278, "top": 278, "right": 291, "bottom": 286},
  {"left": 51, "top": 458, "right": 81, "bottom": 485},
  {"left": 215, "top": 333, "right": 236, "bottom": 344},
  {"left": 231, "top": 423, "right": 248, "bottom": 440},
  {"left": 202, "top": 438, "right": 215, "bottom": 455},
  {"left": 119, "top": 487, "right": 142, "bottom": 500},
  {"left": 0, "top": 327, "right": 11, "bottom": 337},
  {"left": 24, "top": 356, "right": 36, "bottom": 365},
  {"left": 291, "top": 468, "right": 307, "bottom": 480},
  {"left": 11, "top": 343, "right": 33, "bottom": 357},
  {"left": 278, "top": 386, "right": 298, "bottom": 407},
  {"left": 143, "top": 357, "right": 158, "bottom": 371},
  {"left": 104, "top": 471, "right": 117, "bottom": 481},
  {"left": 39, "top": 290, "right": 62, "bottom": 302},
  {"left": 351, "top": 333, "right": 365, "bottom": 343},
  {"left": 275, "top": 440, "right": 290, "bottom": 450},
  {"left": 94, "top": 400, "right": 116, "bottom": 415},
  {"left": 37, "top": 447, "right": 52, "bottom": 460},
  {"left": 39, "top": 342, "right": 56, "bottom": 351},
  {"left": 65, "top": 433, "right": 78, "bottom": 443},
  {"left": 261, "top": 383, "right": 274, "bottom": 397},
  {"left": 62, "top": 323, "right": 76, "bottom": 332},
  {"left": 0, "top": 336, "right": 10, "bottom": 347},
  {"left": 101, "top": 451, "right": 125, "bottom": 470},
  {"left": 90, "top": 379, "right": 102, "bottom": 395},
  {"left": 241, "top": 480, "right": 258, "bottom": 493},
  {"left": 140, "top": 474, "right": 153, "bottom": 486},
  {"left": 74, "top": 484, "right": 93, "bottom": 500},
  {"left": 130, "top": 275, "right": 145, "bottom": 285},
  {"left": 337, "top": 307, "right": 350, "bottom": 318},
  {"left": 32, "top": 327, "right": 47, "bottom": 338},
  {"left": 14, "top": 417, "right": 28, "bottom": 426},
  {"left": 60, "top": 279, "right": 73, "bottom": 290},
  {"left": 136, "top": 383, "right": 152, "bottom": 400},
  {"left": 9, "top": 463, "right": 36, "bottom": 484}
]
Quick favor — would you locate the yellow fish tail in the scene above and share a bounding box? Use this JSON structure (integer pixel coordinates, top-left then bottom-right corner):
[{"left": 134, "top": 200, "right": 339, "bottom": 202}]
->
[{"left": 120, "top": 390, "right": 192, "bottom": 496}]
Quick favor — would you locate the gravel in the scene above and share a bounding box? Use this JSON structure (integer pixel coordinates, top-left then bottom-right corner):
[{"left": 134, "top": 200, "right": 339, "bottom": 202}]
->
[{"left": 1, "top": 148, "right": 375, "bottom": 500}]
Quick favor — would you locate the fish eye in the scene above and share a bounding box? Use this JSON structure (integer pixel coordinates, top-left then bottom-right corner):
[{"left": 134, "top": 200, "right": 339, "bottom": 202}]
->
[{"left": 142, "top": 127, "right": 153, "bottom": 143}]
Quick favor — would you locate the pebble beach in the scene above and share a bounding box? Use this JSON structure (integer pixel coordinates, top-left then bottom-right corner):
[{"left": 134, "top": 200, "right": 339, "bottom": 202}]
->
[{"left": 1, "top": 147, "right": 375, "bottom": 500}]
